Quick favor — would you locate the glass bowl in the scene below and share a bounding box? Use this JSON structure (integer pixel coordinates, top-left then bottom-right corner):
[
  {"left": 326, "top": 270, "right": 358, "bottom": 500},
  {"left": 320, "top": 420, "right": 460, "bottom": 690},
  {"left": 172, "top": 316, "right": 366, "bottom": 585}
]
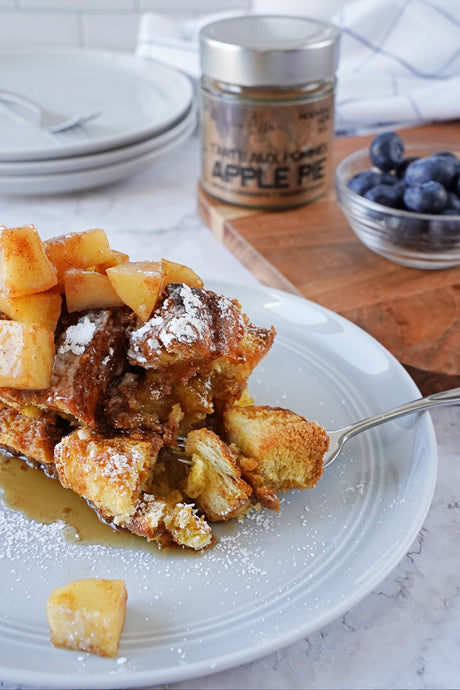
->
[{"left": 335, "top": 145, "right": 460, "bottom": 270}]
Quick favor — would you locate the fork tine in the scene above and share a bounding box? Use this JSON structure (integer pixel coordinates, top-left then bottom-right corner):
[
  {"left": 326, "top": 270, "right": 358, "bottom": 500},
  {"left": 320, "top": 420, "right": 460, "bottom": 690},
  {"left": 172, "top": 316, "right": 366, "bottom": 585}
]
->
[{"left": 168, "top": 435, "right": 192, "bottom": 465}]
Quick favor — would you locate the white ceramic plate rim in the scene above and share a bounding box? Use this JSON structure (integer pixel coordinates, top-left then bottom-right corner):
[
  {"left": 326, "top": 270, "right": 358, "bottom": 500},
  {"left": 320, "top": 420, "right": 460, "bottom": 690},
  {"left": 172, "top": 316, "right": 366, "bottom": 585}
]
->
[
  {"left": 0, "top": 281, "right": 437, "bottom": 688},
  {"left": 0, "top": 102, "right": 196, "bottom": 176},
  {"left": 0, "top": 47, "right": 194, "bottom": 161},
  {"left": 0, "top": 106, "right": 197, "bottom": 195}
]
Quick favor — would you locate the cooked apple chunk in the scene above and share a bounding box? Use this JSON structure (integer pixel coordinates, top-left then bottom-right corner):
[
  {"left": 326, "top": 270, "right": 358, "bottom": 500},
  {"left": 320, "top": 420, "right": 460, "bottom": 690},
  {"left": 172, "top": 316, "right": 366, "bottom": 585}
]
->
[
  {"left": 64, "top": 269, "right": 125, "bottom": 312},
  {"left": 46, "top": 578, "right": 127, "bottom": 658},
  {"left": 0, "top": 321, "right": 55, "bottom": 389},
  {"left": 0, "top": 290, "right": 62, "bottom": 331},
  {"left": 160, "top": 258, "right": 203, "bottom": 292},
  {"left": 0, "top": 225, "right": 57, "bottom": 298},
  {"left": 44, "top": 228, "right": 113, "bottom": 289},
  {"left": 106, "top": 260, "right": 163, "bottom": 321},
  {"left": 94, "top": 249, "right": 130, "bottom": 273}
]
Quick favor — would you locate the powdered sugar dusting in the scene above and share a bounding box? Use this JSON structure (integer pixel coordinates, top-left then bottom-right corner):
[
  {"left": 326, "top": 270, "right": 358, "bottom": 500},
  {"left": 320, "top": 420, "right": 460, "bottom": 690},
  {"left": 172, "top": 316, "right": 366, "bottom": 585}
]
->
[
  {"left": 89, "top": 448, "right": 132, "bottom": 480},
  {"left": 128, "top": 284, "right": 244, "bottom": 366},
  {"left": 0, "top": 471, "right": 342, "bottom": 682},
  {"left": 130, "top": 284, "right": 209, "bottom": 356},
  {"left": 163, "top": 283, "right": 209, "bottom": 347},
  {"left": 58, "top": 315, "right": 97, "bottom": 356}
]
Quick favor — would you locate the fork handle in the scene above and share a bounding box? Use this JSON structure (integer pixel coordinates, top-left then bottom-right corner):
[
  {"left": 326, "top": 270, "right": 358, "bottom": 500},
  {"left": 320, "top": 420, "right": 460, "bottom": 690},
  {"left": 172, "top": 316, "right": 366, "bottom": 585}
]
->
[{"left": 344, "top": 385, "right": 460, "bottom": 441}]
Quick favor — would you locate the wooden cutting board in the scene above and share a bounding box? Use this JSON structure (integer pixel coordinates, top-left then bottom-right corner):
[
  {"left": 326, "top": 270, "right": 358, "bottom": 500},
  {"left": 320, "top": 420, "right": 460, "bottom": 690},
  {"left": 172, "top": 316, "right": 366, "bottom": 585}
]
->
[{"left": 198, "top": 122, "right": 460, "bottom": 394}]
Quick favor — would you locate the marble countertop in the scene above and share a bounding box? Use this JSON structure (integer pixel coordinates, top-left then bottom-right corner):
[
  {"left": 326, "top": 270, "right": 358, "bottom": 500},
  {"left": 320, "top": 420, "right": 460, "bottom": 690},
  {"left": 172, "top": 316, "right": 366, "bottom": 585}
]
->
[{"left": 0, "top": 132, "right": 458, "bottom": 690}]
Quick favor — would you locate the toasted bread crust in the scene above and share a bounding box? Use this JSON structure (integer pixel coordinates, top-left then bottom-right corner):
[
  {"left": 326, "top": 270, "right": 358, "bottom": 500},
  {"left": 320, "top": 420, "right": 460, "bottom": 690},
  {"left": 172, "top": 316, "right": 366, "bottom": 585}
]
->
[
  {"left": 223, "top": 405, "right": 329, "bottom": 492},
  {"left": 0, "top": 402, "right": 65, "bottom": 465},
  {"left": 54, "top": 428, "right": 161, "bottom": 521}
]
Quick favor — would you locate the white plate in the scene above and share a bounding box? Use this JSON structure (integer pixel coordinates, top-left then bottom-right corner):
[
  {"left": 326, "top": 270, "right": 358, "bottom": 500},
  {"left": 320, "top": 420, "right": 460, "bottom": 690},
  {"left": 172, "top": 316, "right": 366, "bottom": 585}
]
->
[
  {"left": 0, "top": 103, "right": 196, "bottom": 177},
  {"left": 0, "top": 281, "right": 437, "bottom": 688},
  {"left": 0, "top": 106, "right": 197, "bottom": 195},
  {"left": 0, "top": 47, "right": 194, "bottom": 161}
]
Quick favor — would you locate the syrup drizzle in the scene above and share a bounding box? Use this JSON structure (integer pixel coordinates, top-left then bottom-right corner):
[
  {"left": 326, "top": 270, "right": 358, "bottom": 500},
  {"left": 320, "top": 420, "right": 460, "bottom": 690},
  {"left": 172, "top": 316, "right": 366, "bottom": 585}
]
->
[{"left": 0, "top": 452, "right": 155, "bottom": 551}]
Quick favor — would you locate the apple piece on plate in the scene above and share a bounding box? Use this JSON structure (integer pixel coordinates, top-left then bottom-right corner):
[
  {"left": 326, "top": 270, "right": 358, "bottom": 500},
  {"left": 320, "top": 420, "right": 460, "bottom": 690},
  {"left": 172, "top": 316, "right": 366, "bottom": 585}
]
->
[
  {"left": 93, "top": 249, "right": 130, "bottom": 273},
  {"left": 44, "top": 228, "right": 114, "bottom": 289},
  {"left": 46, "top": 578, "right": 127, "bottom": 658},
  {"left": 0, "top": 224, "right": 57, "bottom": 298},
  {"left": 160, "top": 258, "right": 203, "bottom": 291},
  {"left": 0, "top": 291, "right": 62, "bottom": 332},
  {"left": 64, "top": 268, "right": 125, "bottom": 312},
  {"left": 106, "top": 260, "right": 163, "bottom": 321},
  {"left": 0, "top": 320, "right": 55, "bottom": 389}
]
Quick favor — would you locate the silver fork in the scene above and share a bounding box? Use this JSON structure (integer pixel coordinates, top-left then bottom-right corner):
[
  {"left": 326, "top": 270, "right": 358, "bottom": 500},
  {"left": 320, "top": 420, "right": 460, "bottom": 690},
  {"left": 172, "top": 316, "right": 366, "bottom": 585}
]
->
[
  {"left": 323, "top": 386, "right": 460, "bottom": 468},
  {"left": 173, "top": 386, "right": 460, "bottom": 468},
  {"left": 0, "top": 89, "right": 100, "bottom": 133}
]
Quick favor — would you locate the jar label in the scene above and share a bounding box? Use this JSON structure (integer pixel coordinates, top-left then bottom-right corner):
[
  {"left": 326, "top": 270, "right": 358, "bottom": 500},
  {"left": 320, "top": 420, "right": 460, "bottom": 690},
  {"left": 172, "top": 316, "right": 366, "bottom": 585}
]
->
[{"left": 200, "top": 93, "right": 334, "bottom": 208}]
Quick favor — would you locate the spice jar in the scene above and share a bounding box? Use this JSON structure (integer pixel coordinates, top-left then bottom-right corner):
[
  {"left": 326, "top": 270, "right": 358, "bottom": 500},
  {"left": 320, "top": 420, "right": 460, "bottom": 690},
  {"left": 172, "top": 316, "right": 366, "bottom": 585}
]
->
[{"left": 199, "top": 15, "right": 340, "bottom": 209}]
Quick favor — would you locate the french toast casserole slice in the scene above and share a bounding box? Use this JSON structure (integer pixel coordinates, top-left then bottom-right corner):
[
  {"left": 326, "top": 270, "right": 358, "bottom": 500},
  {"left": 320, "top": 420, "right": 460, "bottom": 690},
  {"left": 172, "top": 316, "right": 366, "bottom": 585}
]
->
[{"left": 0, "top": 228, "right": 329, "bottom": 551}]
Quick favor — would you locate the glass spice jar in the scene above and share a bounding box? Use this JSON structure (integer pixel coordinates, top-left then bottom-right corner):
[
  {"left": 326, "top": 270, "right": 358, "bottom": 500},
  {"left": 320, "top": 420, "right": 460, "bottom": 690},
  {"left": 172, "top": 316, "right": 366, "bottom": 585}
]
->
[{"left": 199, "top": 15, "right": 340, "bottom": 209}]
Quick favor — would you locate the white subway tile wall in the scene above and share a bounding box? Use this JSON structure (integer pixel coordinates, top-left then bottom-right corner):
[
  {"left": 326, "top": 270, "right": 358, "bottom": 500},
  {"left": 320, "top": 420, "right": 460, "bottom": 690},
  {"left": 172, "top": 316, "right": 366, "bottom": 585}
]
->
[{"left": 0, "top": 1, "right": 250, "bottom": 52}]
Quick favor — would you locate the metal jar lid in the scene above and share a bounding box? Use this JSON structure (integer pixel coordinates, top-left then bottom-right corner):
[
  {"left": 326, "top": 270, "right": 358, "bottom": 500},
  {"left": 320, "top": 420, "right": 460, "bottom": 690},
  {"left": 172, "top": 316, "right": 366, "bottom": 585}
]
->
[{"left": 199, "top": 15, "right": 340, "bottom": 87}]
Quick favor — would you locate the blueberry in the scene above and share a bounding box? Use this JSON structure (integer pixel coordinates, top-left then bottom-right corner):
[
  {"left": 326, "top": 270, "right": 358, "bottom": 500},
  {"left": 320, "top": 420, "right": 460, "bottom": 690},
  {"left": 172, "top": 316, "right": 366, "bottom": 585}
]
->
[
  {"left": 347, "top": 170, "right": 381, "bottom": 195},
  {"left": 369, "top": 131, "right": 404, "bottom": 171},
  {"left": 429, "top": 215, "right": 460, "bottom": 246},
  {"left": 380, "top": 172, "right": 399, "bottom": 185},
  {"left": 396, "top": 156, "right": 419, "bottom": 178},
  {"left": 384, "top": 216, "right": 426, "bottom": 247},
  {"left": 403, "top": 181, "right": 448, "bottom": 213},
  {"left": 394, "top": 179, "right": 408, "bottom": 196},
  {"left": 364, "top": 183, "right": 404, "bottom": 208},
  {"left": 404, "top": 154, "right": 457, "bottom": 187},
  {"left": 434, "top": 150, "right": 459, "bottom": 165},
  {"left": 432, "top": 152, "right": 459, "bottom": 186},
  {"left": 445, "top": 192, "right": 460, "bottom": 213},
  {"left": 453, "top": 173, "right": 460, "bottom": 196}
]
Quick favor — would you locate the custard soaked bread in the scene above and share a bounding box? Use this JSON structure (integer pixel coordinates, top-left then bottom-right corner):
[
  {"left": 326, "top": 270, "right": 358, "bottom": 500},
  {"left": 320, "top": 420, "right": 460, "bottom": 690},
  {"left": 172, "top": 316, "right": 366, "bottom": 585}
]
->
[
  {"left": 105, "top": 282, "right": 275, "bottom": 436},
  {"left": 0, "top": 225, "right": 329, "bottom": 550}
]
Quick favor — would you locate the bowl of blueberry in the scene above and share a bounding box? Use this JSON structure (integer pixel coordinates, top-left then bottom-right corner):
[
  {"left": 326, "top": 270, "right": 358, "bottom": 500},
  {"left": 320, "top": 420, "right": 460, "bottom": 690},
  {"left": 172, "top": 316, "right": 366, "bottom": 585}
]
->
[{"left": 335, "top": 131, "right": 460, "bottom": 269}]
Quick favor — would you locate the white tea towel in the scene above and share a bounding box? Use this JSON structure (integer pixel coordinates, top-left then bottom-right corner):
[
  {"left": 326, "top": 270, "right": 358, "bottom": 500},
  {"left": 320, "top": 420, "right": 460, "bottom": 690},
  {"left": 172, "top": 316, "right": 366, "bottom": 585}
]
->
[
  {"left": 136, "top": 0, "right": 460, "bottom": 135},
  {"left": 136, "top": 11, "right": 245, "bottom": 81},
  {"left": 333, "top": 0, "right": 460, "bottom": 134}
]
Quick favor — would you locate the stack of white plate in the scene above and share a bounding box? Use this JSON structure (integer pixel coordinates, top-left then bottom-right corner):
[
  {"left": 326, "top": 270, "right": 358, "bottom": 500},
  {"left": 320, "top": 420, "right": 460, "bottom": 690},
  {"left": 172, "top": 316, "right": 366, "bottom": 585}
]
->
[{"left": 0, "top": 48, "right": 197, "bottom": 195}]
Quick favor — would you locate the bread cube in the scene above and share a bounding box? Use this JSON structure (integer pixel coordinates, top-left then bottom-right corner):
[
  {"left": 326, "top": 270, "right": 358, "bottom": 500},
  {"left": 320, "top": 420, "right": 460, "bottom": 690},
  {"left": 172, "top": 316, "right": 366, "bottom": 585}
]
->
[
  {"left": 163, "top": 502, "right": 214, "bottom": 550},
  {"left": 184, "top": 428, "right": 253, "bottom": 521},
  {"left": 54, "top": 428, "right": 157, "bottom": 520},
  {"left": 46, "top": 578, "right": 127, "bottom": 658},
  {"left": 106, "top": 260, "right": 163, "bottom": 321},
  {"left": 223, "top": 405, "right": 329, "bottom": 492},
  {"left": 64, "top": 269, "right": 125, "bottom": 312},
  {"left": 0, "top": 225, "right": 57, "bottom": 298},
  {"left": 124, "top": 494, "right": 213, "bottom": 550},
  {"left": 0, "top": 321, "right": 55, "bottom": 389},
  {"left": 0, "top": 403, "right": 62, "bottom": 465},
  {"left": 0, "top": 290, "right": 62, "bottom": 331},
  {"left": 160, "top": 258, "right": 203, "bottom": 291},
  {"left": 44, "top": 229, "right": 113, "bottom": 289}
]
